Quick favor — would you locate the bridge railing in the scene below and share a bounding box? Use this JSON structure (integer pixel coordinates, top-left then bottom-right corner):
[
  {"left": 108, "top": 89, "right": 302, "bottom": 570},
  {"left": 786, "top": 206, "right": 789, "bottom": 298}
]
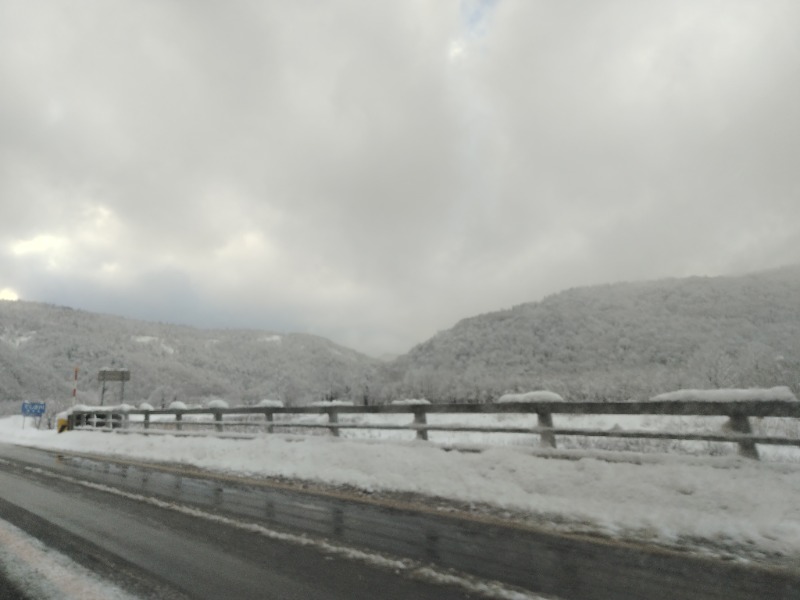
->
[{"left": 67, "top": 397, "right": 800, "bottom": 460}]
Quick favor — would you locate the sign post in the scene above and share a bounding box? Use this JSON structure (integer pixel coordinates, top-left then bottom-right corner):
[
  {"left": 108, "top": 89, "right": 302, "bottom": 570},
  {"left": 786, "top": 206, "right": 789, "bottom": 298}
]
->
[
  {"left": 21, "top": 402, "right": 46, "bottom": 429},
  {"left": 98, "top": 369, "right": 130, "bottom": 405}
]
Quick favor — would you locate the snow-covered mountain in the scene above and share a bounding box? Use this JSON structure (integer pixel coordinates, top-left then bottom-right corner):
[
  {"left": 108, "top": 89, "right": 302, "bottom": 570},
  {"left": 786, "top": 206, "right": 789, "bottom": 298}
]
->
[
  {"left": 384, "top": 266, "right": 800, "bottom": 401},
  {"left": 0, "top": 302, "right": 380, "bottom": 415},
  {"left": 3, "top": 266, "right": 800, "bottom": 414}
]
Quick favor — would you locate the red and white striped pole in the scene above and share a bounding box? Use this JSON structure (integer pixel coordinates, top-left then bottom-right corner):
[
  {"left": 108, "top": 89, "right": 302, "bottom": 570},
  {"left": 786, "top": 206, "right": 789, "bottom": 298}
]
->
[{"left": 72, "top": 367, "right": 79, "bottom": 398}]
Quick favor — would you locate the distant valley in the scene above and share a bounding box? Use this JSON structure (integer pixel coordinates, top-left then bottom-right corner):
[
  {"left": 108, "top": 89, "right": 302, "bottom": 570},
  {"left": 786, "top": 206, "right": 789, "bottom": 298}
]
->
[
  {"left": 2, "top": 265, "right": 799, "bottom": 417},
  {"left": 0, "top": 302, "right": 380, "bottom": 416}
]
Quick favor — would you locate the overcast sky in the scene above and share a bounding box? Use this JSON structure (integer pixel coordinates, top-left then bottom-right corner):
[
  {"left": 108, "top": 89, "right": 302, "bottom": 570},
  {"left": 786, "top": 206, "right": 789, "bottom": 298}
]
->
[{"left": 1, "top": 0, "right": 799, "bottom": 356}]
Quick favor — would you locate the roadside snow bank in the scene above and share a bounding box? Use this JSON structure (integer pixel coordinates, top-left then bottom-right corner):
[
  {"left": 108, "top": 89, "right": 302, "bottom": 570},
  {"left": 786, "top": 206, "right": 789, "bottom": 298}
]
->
[
  {"left": 1, "top": 416, "right": 798, "bottom": 562},
  {"left": 0, "top": 517, "right": 139, "bottom": 600}
]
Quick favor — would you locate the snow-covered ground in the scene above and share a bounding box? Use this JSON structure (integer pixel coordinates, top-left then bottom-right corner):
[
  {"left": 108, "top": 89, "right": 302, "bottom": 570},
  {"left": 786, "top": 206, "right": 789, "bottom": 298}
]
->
[
  {"left": 1, "top": 415, "right": 799, "bottom": 568},
  {"left": 0, "top": 516, "right": 138, "bottom": 600}
]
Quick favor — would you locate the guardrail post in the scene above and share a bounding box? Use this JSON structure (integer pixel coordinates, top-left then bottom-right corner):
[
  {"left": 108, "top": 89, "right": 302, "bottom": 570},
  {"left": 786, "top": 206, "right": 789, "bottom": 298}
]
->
[
  {"left": 264, "top": 411, "right": 274, "bottom": 434},
  {"left": 727, "top": 415, "right": 759, "bottom": 460},
  {"left": 214, "top": 411, "right": 223, "bottom": 433},
  {"left": 176, "top": 412, "right": 183, "bottom": 432},
  {"left": 537, "top": 410, "right": 557, "bottom": 449},
  {"left": 144, "top": 412, "right": 150, "bottom": 430},
  {"left": 327, "top": 409, "right": 339, "bottom": 437},
  {"left": 414, "top": 408, "right": 429, "bottom": 441}
]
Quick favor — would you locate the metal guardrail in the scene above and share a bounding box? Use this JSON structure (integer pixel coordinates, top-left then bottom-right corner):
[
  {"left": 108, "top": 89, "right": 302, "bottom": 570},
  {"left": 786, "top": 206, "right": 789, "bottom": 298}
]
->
[{"left": 67, "top": 399, "right": 800, "bottom": 460}]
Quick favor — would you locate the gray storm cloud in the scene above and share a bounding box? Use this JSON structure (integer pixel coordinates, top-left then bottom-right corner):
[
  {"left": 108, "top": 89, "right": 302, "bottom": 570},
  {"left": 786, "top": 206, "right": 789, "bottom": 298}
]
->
[{"left": 1, "top": 0, "right": 798, "bottom": 355}]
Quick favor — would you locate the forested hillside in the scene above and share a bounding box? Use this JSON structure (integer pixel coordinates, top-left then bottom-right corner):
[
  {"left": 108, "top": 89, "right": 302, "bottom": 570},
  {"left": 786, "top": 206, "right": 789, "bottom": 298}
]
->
[
  {"left": 0, "top": 302, "right": 380, "bottom": 416},
  {"left": 3, "top": 266, "right": 799, "bottom": 415},
  {"left": 384, "top": 266, "right": 800, "bottom": 401}
]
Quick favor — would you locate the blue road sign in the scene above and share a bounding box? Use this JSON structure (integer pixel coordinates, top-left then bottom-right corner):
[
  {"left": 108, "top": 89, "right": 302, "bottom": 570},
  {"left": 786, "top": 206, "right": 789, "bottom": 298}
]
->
[{"left": 22, "top": 402, "right": 46, "bottom": 417}]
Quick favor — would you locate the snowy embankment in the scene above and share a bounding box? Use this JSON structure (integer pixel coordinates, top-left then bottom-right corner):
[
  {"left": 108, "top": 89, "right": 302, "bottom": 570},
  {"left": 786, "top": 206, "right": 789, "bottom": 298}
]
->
[
  {"left": 0, "top": 517, "right": 138, "bottom": 600},
  {"left": 1, "top": 415, "right": 799, "bottom": 566}
]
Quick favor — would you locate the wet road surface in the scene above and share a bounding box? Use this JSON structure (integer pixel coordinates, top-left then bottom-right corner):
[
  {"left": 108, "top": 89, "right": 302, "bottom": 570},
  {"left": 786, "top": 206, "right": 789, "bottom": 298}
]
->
[
  {"left": 0, "top": 443, "right": 503, "bottom": 599},
  {"left": 1, "top": 442, "right": 799, "bottom": 599}
]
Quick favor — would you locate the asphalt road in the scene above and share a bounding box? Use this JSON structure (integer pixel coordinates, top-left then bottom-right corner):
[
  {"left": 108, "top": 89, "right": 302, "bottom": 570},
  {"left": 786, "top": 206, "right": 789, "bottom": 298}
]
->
[
  {"left": 0, "top": 442, "right": 799, "bottom": 600},
  {"left": 0, "top": 444, "right": 492, "bottom": 599}
]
